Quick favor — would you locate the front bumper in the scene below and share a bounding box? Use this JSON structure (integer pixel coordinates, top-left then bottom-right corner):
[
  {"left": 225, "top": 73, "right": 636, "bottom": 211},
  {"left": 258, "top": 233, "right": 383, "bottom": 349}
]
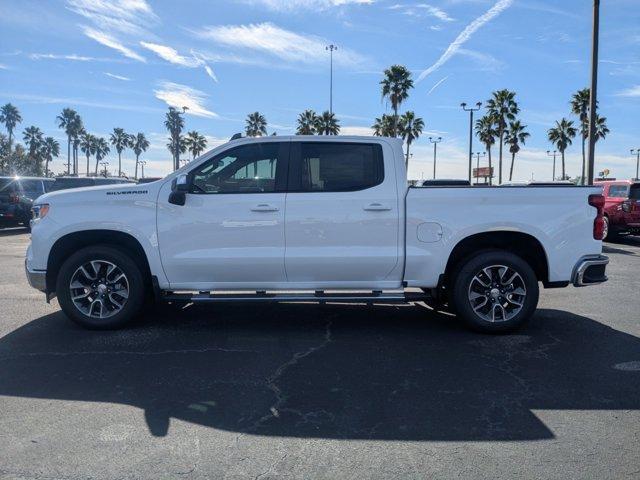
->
[
  {"left": 572, "top": 255, "right": 609, "bottom": 287},
  {"left": 25, "top": 261, "right": 47, "bottom": 292}
]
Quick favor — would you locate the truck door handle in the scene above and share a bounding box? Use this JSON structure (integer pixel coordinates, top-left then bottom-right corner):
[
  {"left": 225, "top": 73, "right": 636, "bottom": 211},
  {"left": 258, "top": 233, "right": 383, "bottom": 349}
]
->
[
  {"left": 364, "top": 203, "right": 392, "bottom": 211},
  {"left": 251, "top": 204, "right": 279, "bottom": 212}
]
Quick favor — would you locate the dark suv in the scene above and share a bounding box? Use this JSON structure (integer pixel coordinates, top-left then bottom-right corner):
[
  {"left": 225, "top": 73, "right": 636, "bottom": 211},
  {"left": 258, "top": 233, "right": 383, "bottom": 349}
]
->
[{"left": 0, "top": 177, "right": 54, "bottom": 229}]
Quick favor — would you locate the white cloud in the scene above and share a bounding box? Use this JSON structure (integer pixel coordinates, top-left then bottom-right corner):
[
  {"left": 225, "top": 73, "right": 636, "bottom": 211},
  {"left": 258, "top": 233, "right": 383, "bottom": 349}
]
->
[
  {"left": 389, "top": 3, "right": 454, "bottom": 21},
  {"left": 615, "top": 85, "right": 640, "bottom": 98},
  {"left": 417, "top": 0, "right": 513, "bottom": 82},
  {"left": 153, "top": 81, "right": 218, "bottom": 118},
  {"left": 104, "top": 72, "right": 131, "bottom": 81},
  {"left": 0, "top": 64, "right": 8, "bottom": 70},
  {"left": 340, "top": 125, "right": 374, "bottom": 136},
  {"left": 195, "top": 22, "right": 367, "bottom": 67},
  {"left": 83, "top": 27, "right": 146, "bottom": 62},
  {"left": 140, "top": 41, "right": 200, "bottom": 67},
  {"left": 242, "top": 0, "right": 373, "bottom": 10},
  {"left": 1, "top": 92, "right": 162, "bottom": 113},
  {"left": 427, "top": 75, "right": 449, "bottom": 95},
  {"left": 66, "top": 0, "right": 158, "bottom": 34}
]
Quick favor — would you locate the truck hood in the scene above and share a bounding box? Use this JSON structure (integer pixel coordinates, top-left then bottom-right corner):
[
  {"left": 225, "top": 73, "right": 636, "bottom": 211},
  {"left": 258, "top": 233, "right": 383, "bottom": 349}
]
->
[{"left": 37, "top": 181, "right": 165, "bottom": 206}]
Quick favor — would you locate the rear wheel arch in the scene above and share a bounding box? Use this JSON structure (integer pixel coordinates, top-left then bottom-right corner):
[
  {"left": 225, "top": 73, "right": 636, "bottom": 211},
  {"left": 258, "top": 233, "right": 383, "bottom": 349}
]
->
[{"left": 46, "top": 230, "right": 152, "bottom": 295}]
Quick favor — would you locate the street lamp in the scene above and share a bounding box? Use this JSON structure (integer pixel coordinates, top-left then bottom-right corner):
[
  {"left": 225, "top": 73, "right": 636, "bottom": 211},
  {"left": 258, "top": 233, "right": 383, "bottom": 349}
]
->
[
  {"left": 547, "top": 150, "right": 558, "bottom": 181},
  {"left": 474, "top": 152, "right": 486, "bottom": 184},
  {"left": 326, "top": 44, "right": 337, "bottom": 115},
  {"left": 99, "top": 161, "right": 109, "bottom": 178},
  {"left": 631, "top": 149, "right": 640, "bottom": 180},
  {"left": 139, "top": 160, "right": 146, "bottom": 179},
  {"left": 461, "top": 102, "right": 482, "bottom": 182},
  {"left": 586, "top": 0, "right": 600, "bottom": 185},
  {"left": 429, "top": 136, "right": 442, "bottom": 179}
]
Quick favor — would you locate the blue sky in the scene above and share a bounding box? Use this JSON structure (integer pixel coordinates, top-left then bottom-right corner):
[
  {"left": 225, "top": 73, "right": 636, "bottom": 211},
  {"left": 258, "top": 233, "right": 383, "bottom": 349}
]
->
[{"left": 1, "top": 0, "right": 639, "bottom": 180}]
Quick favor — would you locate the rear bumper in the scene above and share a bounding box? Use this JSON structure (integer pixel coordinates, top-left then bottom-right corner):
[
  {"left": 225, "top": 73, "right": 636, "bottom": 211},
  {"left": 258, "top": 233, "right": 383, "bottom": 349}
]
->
[
  {"left": 25, "top": 261, "right": 47, "bottom": 293},
  {"left": 572, "top": 255, "right": 609, "bottom": 287}
]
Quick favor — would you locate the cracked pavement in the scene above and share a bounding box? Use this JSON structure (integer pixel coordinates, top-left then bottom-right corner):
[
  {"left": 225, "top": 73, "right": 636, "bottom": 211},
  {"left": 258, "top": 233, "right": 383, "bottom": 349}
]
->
[{"left": 1, "top": 228, "right": 639, "bottom": 479}]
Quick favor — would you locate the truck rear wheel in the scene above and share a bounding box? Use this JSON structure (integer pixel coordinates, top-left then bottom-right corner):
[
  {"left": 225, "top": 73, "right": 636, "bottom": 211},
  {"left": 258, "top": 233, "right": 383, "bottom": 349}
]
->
[
  {"left": 56, "top": 245, "right": 145, "bottom": 329},
  {"left": 451, "top": 250, "right": 539, "bottom": 333}
]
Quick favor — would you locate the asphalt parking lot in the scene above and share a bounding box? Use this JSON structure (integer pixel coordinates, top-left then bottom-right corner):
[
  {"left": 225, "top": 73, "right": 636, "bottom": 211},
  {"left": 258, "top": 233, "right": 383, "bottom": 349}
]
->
[{"left": 1, "top": 229, "right": 639, "bottom": 479}]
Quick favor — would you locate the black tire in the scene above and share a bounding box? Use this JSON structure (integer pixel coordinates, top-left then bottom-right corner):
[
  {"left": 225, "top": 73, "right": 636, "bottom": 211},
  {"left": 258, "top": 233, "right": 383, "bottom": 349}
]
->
[
  {"left": 56, "top": 245, "right": 146, "bottom": 329},
  {"left": 451, "top": 249, "right": 539, "bottom": 333}
]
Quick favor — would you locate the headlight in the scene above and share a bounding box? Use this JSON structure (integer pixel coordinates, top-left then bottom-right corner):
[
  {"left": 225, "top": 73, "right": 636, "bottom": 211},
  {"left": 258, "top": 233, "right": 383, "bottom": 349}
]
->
[{"left": 31, "top": 203, "right": 50, "bottom": 220}]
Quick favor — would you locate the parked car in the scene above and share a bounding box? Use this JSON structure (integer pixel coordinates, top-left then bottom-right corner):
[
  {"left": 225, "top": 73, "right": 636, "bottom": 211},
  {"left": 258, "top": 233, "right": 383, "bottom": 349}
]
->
[
  {"left": 0, "top": 176, "right": 54, "bottom": 229},
  {"left": 26, "top": 136, "right": 608, "bottom": 333},
  {"left": 49, "top": 176, "right": 134, "bottom": 192},
  {"left": 595, "top": 180, "right": 640, "bottom": 239},
  {"left": 422, "top": 179, "right": 471, "bottom": 186}
]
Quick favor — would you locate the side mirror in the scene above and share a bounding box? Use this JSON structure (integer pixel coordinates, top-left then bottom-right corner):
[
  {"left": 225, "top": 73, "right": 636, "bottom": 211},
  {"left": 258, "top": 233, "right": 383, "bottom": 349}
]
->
[
  {"left": 168, "top": 174, "right": 189, "bottom": 206},
  {"left": 622, "top": 201, "right": 631, "bottom": 213}
]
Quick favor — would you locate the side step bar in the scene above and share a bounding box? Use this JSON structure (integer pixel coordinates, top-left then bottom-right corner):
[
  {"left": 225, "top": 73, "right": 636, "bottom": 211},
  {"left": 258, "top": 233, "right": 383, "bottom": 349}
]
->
[{"left": 162, "top": 290, "right": 430, "bottom": 304}]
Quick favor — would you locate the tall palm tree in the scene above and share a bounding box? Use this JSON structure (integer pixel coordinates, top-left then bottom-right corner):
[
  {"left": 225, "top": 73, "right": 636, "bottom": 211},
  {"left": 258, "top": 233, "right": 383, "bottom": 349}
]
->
[
  {"left": 23, "top": 126, "right": 44, "bottom": 162},
  {"left": 486, "top": 89, "right": 519, "bottom": 184},
  {"left": 167, "top": 135, "right": 186, "bottom": 162},
  {"left": 56, "top": 108, "right": 79, "bottom": 175},
  {"left": 131, "top": 133, "right": 150, "bottom": 179},
  {"left": 372, "top": 114, "right": 395, "bottom": 137},
  {"left": 505, "top": 120, "right": 530, "bottom": 181},
  {"left": 296, "top": 109, "right": 318, "bottom": 135},
  {"left": 109, "top": 127, "right": 130, "bottom": 177},
  {"left": 184, "top": 131, "right": 207, "bottom": 161},
  {"left": 93, "top": 137, "right": 110, "bottom": 176},
  {"left": 80, "top": 132, "right": 96, "bottom": 176},
  {"left": 40, "top": 137, "right": 60, "bottom": 177},
  {"left": 71, "top": 120, "right": 84, "bottom": 175},
  {"left": 398, "top": 111, "right": 424, "bottom": 166},
  {"left": 315, "top": 111, "right": 340, "bottom": 135},
  {"left": 475, "top": 115, "right": 497, "bottom": 185},
  {"left": 380, "top": 65, "right": 414, "bottom": 136},
  {"left": 0, "top": 103, "right": 22, "bottom": 155},
  {"left": 164, "top": 107, "right": 185, "bottom": 170},
  {"left": 548, "top": 118, "right": 577, "bottom": 180},
  {"left": 245, "top": 112, "right": 267, "bottom": 137}
]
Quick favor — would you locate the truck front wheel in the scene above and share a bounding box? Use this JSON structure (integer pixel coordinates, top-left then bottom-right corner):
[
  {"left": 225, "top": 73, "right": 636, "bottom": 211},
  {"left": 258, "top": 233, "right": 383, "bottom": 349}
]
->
[
  {"left": 451, "top": 250, "right": 539, "bottom": 333},
  {"left": 56, "top": 245, "right": 146, "bottom": 329}
]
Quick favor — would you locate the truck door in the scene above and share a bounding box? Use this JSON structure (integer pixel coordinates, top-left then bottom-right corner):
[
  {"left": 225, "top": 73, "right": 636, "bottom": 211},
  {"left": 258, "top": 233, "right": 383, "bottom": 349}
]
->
[
  {"left": 156, "top": 141, "right": 289, "bottom": 289},
  {"left": 284, "top": 141, "right": 402, "bottom": 288}
]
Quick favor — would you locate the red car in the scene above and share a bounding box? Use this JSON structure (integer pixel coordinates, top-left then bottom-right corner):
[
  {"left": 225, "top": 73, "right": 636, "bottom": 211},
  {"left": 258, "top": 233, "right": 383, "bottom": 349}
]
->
[{"left": 595, "top": 180, "right": 640, "bottom": 239}]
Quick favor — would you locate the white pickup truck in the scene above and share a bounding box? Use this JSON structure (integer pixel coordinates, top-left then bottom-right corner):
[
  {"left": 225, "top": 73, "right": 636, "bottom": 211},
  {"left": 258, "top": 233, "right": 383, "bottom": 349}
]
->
[{"left": 26, "top": 136, "right": 609, "bottom": 332}]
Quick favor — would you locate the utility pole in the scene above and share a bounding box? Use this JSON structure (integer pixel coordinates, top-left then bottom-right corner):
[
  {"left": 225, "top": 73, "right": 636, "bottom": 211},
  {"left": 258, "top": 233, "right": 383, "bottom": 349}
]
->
[
  {"left": 461, "top": 102, "right": 482, "bottom": 183},
  {"left": 547, "top": 150, "right": 558, "bottom": 181},
  {"left": 631, "top": 149, "right": 640, "bottom": 180},
  {"left": 139, "top": 160, "right": 146, "bottom": 179},
  {"left": 326, "top": 44, "right": 337, "bottom": 115},
  {"left": 429, "top": 136, "right": 442, "bottom": 179},
  {"left": 99, "top": 161, "right": 109, "bottom": 178},
  {"left": 586, "top": 0, "right": 600, "bottom": 185}
]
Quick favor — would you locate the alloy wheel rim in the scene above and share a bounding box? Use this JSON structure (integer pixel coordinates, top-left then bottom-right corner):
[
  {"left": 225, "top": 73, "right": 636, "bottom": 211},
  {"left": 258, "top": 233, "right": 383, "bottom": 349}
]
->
[
  {"left": 467, "top": 264, "right": 526, "bottom": 323},
  {"left": 69, "top": 260, "right": 129, "bottom": 319}
]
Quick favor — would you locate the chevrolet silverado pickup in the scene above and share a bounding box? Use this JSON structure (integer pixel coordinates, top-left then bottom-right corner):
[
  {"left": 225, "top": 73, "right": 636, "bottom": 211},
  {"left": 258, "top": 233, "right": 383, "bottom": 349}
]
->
[{"left": 25, "top": 136, "right": 609, "bottom": 332}]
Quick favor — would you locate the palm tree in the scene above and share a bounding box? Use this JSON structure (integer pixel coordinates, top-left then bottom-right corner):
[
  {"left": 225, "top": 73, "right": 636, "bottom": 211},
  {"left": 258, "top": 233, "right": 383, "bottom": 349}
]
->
[
  {"left": 80, "top": 132, "right": 96, "bottom": 176},
  {"left": 572, "top": 89, "right": 610, "bottom": 183},
  {"left": 71, "top": 119, "right": 84, "bottom": 175},
  {"left": 548, "top": 118, "right": 577, "bottom": 180},
  {"left": 486, "top": 89, "right": 519, "bottom": 184},
  {"left": 372, "top": 114, "right": 395, "bottom": 137},
  {"left": 23, "top": 126, "right": 44, "bottom": 165},
  {"left": 167, "top": 136, "right": 187, "bottom": 163},
  {"left": 40, "top": 137, "right": 60, "bottom": 177},
  {"left": 109, "top": 127, "right": 130, "bottom": 177},
  {"left": 380, "top": 65, "right": 414, "bottom": 136},
  {"left": 315, "top": 111, "right": 340, "bottom": 135},
  {"left": 245, "top": 112, "right": 267, "bottom": 137},
  {"left": 93, "top": 137, "right": 110, "bottom": 176},
  {"left": 475, "top": 115, "right": 497, "bottom": 185},
  {"left": 165, "top": 107, "right": 185, "bottom": 170},
  {"left": 296, "top": 110, "right": 318, "bottom": 135},
  {"left": 131, "top": 133, "right": 150, "bottom": 179},
  {"left": 56, "top": 108, "right": 79, "bottom": 175},
  {"left": 398, "top": 111, "right": 424, "bottom": 166},
  {"left": 505, "top": 120, "right": 530, "bottom": 181},
  {"left": 0, "top": 103, "right": 22, "bottom": 155},
  {"left": 184, "top": 131, "right": 207, "bottom": 161}
]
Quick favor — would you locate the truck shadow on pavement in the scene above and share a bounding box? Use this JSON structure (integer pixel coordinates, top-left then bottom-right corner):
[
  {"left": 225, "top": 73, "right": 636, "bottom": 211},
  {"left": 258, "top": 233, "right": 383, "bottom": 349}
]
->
[{"left": 0, "top": 303, "right": 639, "bottom": 441}]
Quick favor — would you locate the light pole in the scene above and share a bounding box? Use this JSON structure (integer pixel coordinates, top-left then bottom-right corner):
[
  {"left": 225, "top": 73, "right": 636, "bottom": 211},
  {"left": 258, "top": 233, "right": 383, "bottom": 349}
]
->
[
  {"left": 586, "top": 0, "right": 600, "bottom": 185},
  {"left": 547, "top": 150, "right": 558, "bottom": 181},
  {"left": 326, "top": 44, "right": 337, "bottom": 115},
  {"left": 461, "top": 102, "right": 482, "bottom": 183},
  {"left": 631, "top": 149, "right": 640, "bottom": 180},
  {"left": 429, "top": 136, "right": 442, "bottom": 179},
  {"left": 99, "top": 161, "right": 109, "bottom": 178},
  {"left": 475, "top": 151, "right": 486, "bottom": 184},
  {"left": 139, "top": 160, "right": 146, "bottom": 179}
]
